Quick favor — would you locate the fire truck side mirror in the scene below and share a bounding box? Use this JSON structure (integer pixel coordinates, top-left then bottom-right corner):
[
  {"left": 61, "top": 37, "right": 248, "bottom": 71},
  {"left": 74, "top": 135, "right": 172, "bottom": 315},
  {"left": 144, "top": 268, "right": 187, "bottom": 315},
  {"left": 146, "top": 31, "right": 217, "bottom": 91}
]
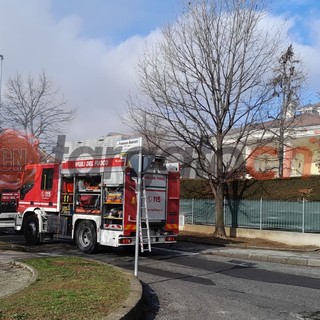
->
[
  {"left": 128, "top": 154, "right": 155, "bottom": 176},
  {"left": 129, "top": 167, "right": 137, "bottom": 179},
  {"left": 20, "top": 183, "right": 34, "bottom": 200}
]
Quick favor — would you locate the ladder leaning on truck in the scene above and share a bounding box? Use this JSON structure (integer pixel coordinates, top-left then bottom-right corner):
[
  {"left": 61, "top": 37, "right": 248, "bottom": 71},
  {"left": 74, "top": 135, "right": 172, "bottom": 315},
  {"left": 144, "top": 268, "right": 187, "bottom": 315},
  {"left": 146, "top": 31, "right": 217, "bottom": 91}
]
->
[{"left": 10, "top": 137, "right": 180, "bottom": 253}]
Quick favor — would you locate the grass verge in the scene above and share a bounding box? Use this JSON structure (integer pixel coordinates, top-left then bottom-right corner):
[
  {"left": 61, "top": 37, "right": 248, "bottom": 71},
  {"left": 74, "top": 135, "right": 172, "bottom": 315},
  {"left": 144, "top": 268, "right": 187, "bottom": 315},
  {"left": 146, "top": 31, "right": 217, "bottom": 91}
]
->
[{"left": 0, "top": 256, "right": 130, "bottom": 320}]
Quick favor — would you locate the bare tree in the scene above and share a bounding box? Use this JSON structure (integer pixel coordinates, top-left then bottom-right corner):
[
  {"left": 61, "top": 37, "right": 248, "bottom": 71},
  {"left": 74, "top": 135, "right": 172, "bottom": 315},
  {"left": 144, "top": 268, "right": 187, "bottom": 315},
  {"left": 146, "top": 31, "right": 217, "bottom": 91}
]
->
[
  {"left": 125, "top": 0, "right": 284, "bottom": 237},
  {"left": 1, "top": 71, "right": 76, "bottom": 151},
  {"left": 122, "top": 104, "right": 169, "bottom": 153},
  {"left": 269, "top": 44, "right": 305, "bottom": 177}
]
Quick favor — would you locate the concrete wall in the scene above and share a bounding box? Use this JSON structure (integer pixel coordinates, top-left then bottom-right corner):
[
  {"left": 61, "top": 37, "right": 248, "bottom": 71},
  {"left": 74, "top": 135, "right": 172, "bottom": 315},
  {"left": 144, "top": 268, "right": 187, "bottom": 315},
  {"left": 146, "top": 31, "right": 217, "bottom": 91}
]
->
[{"left": 182, "top": 223, "right": 320, "bottom": 247}]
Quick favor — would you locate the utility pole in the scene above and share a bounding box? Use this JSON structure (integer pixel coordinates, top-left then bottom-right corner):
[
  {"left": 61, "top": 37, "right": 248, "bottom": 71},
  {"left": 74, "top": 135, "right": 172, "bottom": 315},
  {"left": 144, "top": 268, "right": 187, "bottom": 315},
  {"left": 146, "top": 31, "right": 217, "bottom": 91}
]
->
[
  {"left": 134, "top": 137, "right": 143, "bottom": 277},
  {"left": 0, "top": 54, "right": 4, "bottom": 117}
]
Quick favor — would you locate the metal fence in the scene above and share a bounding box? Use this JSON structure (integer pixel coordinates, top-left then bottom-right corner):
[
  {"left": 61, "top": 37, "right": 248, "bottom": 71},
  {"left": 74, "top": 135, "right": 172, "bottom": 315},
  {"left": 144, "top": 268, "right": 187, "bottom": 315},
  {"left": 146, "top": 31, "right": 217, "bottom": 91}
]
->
[{"left": 180, "top": 198, "right": 320, "bottom": 233}]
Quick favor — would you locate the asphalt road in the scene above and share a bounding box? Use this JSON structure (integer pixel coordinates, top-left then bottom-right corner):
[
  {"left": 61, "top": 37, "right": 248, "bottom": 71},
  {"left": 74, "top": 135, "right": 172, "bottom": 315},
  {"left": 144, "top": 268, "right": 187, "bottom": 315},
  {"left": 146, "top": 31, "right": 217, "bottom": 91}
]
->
[
  {"left": 1, "top": 230, "right": 320, "bottom": 320},
  {"left": 134, "top": 247, "right": 320, "bottom": 320}
]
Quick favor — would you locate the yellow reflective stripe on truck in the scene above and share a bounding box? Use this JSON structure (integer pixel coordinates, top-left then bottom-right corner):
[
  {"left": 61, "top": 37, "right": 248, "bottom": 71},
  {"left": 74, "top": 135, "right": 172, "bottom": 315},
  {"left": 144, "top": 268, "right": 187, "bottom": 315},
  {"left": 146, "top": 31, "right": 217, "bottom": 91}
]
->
[
  {"left": 165, "top": 224, "right": 178, "bottom": 230},
  {"left": 124, "top": 225, "right": 136, "bottom": 231}
]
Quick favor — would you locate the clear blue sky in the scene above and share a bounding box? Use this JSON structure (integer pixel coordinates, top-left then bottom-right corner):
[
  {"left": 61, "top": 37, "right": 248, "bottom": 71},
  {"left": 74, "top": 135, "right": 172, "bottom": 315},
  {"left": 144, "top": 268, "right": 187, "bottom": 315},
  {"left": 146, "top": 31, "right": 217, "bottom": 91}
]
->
[{"left": 0, "top": 0, "right": 320, "bottom": 140}]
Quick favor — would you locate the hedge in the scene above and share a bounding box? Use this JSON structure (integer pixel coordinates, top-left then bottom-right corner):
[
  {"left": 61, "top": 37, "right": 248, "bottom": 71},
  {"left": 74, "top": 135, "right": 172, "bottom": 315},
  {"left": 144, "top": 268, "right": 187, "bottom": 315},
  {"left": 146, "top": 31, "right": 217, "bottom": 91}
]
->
[{"left": 180, "top": 176, "right": 320, "bottom": 201}]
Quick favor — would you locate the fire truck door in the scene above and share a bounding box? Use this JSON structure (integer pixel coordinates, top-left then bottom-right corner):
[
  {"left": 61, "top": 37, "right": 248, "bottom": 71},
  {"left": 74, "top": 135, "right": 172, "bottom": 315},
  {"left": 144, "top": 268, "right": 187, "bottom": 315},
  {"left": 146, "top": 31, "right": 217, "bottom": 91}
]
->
[
  {"left": 143, "top": 174, "right": 167, "bottom": 221},
  {"left": 39, "top": 167, "right": 58, "bottom": 208}
]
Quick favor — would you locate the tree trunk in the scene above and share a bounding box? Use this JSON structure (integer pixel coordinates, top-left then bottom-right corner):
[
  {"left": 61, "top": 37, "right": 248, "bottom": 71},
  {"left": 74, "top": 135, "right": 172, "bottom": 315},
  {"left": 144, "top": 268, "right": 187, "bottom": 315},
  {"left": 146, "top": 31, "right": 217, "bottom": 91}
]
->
[
  {"left": 213, "top": 134, "right": 227, "bottom": 238},
  {"left": 213, "top": 182, "right": 227, "bottom": 238}
]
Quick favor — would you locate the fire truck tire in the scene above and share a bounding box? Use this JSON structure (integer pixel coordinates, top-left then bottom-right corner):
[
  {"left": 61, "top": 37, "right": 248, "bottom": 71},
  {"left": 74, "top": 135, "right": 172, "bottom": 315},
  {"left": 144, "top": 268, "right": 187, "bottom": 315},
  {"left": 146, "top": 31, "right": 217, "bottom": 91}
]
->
[
  {"left": 75, "top": 220, "right": 98, "bottom": 254},
  {"left": 23, "top": 215, "right": 40, "bottom": 245}
]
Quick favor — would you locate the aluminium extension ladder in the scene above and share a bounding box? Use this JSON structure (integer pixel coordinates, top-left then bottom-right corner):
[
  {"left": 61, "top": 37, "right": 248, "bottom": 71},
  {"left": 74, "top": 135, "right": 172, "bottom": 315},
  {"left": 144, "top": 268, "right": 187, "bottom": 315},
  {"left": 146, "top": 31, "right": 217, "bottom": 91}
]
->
[{"left": 139, "top": 187, "right": 151, "bottom": 252}]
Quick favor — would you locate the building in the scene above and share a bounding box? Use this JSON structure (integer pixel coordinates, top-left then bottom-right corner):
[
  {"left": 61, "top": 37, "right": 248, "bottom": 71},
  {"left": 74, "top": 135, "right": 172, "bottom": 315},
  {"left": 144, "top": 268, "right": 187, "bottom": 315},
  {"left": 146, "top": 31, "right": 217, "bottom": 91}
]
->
[{"left": 246, "top": 103, "right": 320, "bottom": 178}]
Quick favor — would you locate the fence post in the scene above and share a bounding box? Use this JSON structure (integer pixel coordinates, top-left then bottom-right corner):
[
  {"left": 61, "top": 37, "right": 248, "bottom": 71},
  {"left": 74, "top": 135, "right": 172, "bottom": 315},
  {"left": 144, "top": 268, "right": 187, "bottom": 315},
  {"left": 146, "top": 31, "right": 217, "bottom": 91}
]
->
[
  {"left": 191, "top": 198, "right": 194, "bottom": 225},
  {"left": 302, "top": 198, "right": 305, "bottom": 233},
  {"left": 260, "top": 198, "right": 263, "bottom": 230}
]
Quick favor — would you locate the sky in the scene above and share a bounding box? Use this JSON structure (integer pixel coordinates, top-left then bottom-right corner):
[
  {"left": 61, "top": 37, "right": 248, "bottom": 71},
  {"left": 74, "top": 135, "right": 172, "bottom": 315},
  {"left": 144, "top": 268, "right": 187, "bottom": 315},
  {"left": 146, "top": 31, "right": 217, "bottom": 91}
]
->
[{"left": 0, "top": 0, "right": 320, "bottom": 142}]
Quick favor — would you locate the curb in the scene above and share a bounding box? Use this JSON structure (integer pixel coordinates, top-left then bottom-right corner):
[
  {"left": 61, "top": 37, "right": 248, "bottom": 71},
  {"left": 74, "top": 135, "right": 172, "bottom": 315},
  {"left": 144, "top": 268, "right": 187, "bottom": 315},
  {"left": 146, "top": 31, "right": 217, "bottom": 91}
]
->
[
  {"left": 0, "top": 261, "right": 38, "bottom": 299},
  {"left": 178, "top": 236, "right": 320, "bottom": 252},
  {"left": 206, "top": 249, "right": 320, "bottom": 267},
  {"left": 103, "top": 271, "right": 143, "bottom": 320},
  {"left": 0, "top": 243, "right": 28, "bottom": 252},
  {"left": 14, "top": 261, "right": 39, "bottom": 285},
  {"left": 84, "top": 260, "right": 143, "bottom": 320}
]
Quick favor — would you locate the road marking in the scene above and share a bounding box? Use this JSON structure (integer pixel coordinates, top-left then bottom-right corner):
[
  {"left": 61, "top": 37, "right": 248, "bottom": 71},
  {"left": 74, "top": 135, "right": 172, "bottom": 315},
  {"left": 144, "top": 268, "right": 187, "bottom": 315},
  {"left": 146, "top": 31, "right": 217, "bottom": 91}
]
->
[
  {"left": 228, "top": 259, "right": 256, "bottom": 268},
  {"left": 153, "top": 247, "right": 199, "bottom": 257}
]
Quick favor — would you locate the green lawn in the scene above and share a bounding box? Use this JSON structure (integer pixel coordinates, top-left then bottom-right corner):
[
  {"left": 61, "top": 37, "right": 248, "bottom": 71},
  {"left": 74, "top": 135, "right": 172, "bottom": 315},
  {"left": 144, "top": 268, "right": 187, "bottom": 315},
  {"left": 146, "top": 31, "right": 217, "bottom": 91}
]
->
[{"left": 0, "top": 256, "right": 130, "bottom": 320}]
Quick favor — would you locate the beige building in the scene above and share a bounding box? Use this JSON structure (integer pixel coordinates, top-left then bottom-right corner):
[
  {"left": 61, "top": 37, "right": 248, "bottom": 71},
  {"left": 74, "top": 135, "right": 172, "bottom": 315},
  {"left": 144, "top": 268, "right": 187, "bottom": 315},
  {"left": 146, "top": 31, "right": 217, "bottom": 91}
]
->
[{"left": 246, "top": 103, "right": 320, "bottom": 179}]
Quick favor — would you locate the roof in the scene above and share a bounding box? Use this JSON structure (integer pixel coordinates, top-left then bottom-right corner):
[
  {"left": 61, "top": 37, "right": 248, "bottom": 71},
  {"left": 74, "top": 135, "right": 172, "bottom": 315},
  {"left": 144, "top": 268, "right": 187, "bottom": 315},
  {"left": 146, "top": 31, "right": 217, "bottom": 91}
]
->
[
  {"left": 251, "top": 111, "right": 320, "bottom": 131},
  {"left": 292, "top": 113, "right": 320, "bottom": 127}
]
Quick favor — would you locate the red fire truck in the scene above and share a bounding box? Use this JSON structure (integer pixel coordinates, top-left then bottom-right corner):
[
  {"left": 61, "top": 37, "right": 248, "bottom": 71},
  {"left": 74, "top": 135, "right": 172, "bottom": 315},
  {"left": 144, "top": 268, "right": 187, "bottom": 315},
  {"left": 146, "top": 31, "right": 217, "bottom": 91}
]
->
[{"left": 12, "top": 136, "right": 180, "bottom": 253}]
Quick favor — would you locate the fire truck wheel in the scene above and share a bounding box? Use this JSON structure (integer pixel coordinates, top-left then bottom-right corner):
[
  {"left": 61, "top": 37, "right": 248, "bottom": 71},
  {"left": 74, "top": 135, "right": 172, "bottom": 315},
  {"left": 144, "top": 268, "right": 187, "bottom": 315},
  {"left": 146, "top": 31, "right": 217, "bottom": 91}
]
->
[
  {"left": 75, "top": 220, "right": 98, "bottom": 254},
  {"left": 23, "top": 215, "right": 40, "bottom": 245}
]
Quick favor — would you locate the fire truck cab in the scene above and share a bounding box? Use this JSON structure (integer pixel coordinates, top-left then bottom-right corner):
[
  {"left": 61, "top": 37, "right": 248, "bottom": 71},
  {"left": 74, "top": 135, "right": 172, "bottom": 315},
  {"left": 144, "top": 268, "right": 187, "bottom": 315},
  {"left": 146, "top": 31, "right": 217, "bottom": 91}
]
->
[{"left": 15, "top": 137, "right": 180, "bottom": 253}]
